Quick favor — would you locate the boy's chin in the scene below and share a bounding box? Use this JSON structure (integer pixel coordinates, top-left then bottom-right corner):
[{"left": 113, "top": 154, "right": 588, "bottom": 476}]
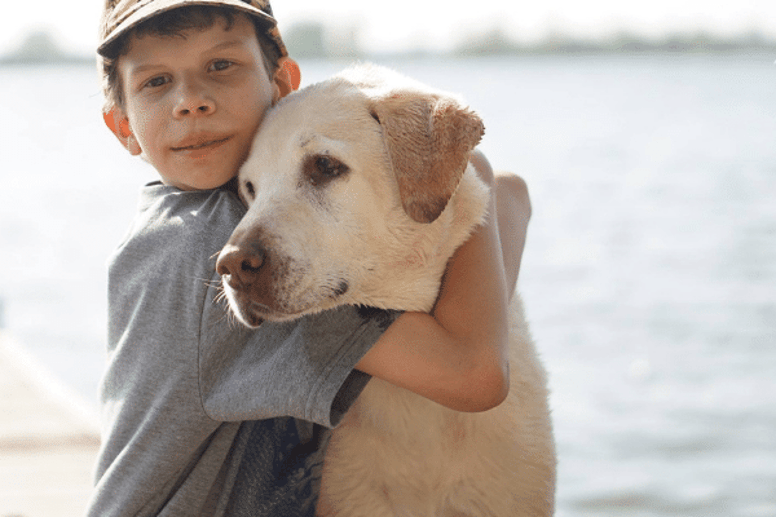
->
[{"left": 158, "top": 171, "right": 238, "bottom": 191}]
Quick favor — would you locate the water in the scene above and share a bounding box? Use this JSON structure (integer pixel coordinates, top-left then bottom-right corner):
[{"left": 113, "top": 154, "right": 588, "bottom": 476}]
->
[{"left": 1, "top": 54, "right": 775, "bottom": 516}]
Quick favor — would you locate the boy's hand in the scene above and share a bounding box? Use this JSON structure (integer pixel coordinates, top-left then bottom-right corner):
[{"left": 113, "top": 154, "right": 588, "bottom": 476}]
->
[{"left": 356, "top": 150, "right": 530, "bottom": 412}]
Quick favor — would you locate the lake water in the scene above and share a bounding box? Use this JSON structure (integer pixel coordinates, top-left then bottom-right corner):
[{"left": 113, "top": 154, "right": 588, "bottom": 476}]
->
[{"left": 1, "top": 54, "right": 775, "bottom": 516}]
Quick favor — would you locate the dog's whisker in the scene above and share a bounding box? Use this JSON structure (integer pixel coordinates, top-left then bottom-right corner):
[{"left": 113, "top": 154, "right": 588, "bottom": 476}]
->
[{"left": 214, "top": 289, "right": 229, "bottom": 306}]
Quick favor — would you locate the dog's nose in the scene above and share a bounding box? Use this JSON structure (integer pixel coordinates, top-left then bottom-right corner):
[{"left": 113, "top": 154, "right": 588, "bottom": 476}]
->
[{"left": 216, "top": 243, "right": 266, "bottom": 288}]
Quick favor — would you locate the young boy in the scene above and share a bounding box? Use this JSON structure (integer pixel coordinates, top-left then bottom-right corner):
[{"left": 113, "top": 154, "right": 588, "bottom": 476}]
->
[{"left": 89, "top": 0, "right": 530, "bottom": 515}]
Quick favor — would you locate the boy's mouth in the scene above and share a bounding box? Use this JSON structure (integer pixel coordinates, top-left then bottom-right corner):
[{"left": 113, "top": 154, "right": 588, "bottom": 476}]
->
[{"left": 172, "top": 136, "right": 231, "bottom": 152}]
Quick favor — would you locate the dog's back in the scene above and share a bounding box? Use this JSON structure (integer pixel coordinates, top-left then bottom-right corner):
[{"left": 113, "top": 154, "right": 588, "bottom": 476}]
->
[
  {"left": 320, "top": 297, "right": 554, "bottom": 517},
  {"left": 308, "top": 67, "right": 556, "bottom": 517},
  {"left": 220, "top": 64, "right": 556, "bottom": 516}
]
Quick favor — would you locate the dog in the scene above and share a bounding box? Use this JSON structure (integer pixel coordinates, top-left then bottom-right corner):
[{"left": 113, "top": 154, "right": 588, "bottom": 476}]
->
[{"left": 216, "top": 64, "right": 555, "bottom": 516}]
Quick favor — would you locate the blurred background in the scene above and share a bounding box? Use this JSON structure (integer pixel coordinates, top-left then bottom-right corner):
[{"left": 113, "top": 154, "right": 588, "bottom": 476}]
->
[{"left": 1, "top": 1, "right": 775, "bottom": 516}]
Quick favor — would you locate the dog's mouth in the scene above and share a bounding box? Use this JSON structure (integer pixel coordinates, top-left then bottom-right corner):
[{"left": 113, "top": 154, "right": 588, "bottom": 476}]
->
[
  {"left": 223, "top": 279, "right": 351, "bottom": 327},
  {"left": 248, "top": 301, "right": 300, "bottom": 323},
  {"left": 229, "top": 297, "right": 314, "bottom": 327}
]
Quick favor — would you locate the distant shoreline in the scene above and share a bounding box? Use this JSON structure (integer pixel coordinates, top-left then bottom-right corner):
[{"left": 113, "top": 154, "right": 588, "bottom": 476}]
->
[
  {"left": 2, "top": 26, "right": 776, "bottom": 65},
  {"left": 2, "top": 48, "right": 775, "bottom": 68}
]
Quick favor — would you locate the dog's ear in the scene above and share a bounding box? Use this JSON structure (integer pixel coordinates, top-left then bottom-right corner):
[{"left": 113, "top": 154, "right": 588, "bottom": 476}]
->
[{"left": 372, "top": 92, "right": 485, "bottom": 223}]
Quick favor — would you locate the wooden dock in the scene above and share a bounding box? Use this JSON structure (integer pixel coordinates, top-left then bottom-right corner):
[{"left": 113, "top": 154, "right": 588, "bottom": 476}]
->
[{"left": 0, "top": 333, "right": 100, "bottom": 517}]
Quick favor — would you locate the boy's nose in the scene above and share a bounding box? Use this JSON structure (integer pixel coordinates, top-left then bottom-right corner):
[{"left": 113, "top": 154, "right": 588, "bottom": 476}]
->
[
  {"left": 178, "top": 102, "right": 214, "bottom": 117},
  {"left": 174, "top": 83, "right": 215, "bottom": 118}
]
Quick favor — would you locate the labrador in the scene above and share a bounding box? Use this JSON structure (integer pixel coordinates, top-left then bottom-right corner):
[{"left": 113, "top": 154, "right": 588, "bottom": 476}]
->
[{"left": 216, "top": 64, "right": 555, "bottom": 517}]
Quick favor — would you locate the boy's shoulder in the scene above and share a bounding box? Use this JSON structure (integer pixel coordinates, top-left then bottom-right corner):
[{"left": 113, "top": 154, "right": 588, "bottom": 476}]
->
[
  {"left": 113, "top": 182, "right": 246, "bottom": 277},
  {"left": 136, "top": 182, "right": 244, "bottom": 242},
  {"left": 141, "top": 181, "right": 244, "bottom": 221}
]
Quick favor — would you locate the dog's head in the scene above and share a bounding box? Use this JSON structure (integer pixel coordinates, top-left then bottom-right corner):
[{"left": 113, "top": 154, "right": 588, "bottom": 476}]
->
[{"left": 216, "top": 65, "right": 488, "bottom": 326}]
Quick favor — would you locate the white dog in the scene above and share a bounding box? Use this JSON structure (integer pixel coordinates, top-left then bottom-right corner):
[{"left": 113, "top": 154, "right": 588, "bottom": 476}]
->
[{"left": 217, "top": 65, "right": 555, "bottom": 517}]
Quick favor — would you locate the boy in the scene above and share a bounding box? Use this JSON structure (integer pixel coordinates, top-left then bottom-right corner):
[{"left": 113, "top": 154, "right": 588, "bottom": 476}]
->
[{"left": 89, "top": 0, "right": 530, "bottom": 515}]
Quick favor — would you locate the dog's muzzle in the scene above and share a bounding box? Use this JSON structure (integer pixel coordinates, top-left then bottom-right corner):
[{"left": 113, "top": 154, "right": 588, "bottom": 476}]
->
[{"left": 216, "top": 242, "right": 267, "bottom": 292}]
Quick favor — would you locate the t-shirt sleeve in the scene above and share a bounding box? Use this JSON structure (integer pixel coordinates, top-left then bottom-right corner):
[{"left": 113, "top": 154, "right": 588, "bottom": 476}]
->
[{"left": 198, "top": 271, "right": 398, "bottom": 429}]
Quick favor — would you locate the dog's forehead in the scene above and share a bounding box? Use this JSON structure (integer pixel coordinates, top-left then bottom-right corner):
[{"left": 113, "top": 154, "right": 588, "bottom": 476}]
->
[
  {"left": 240, "top": 76, "right": 385, "bottom": 191},
  {"left": 277, "top": 77, "right": 369, "bottom": 128},
  {"left": 253, "top": 77, "right": 380, "bottom": 161}
]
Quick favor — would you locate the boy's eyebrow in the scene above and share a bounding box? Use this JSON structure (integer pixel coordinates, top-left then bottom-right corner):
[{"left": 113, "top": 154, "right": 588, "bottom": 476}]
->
[
  {"left": 128, "top": 63, "right": 164, "bottom": 76},
  {"left": 209, "top": 38, "right": 246, "bottom": 52},
  {"left": 127, "top": 39, "right": 249, "bottom": 76}
]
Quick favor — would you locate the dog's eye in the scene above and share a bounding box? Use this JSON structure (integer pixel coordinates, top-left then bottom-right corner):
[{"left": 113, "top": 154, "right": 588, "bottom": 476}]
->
[
  {"left": 316, "top": 157, "right": 344, "bottom": 177},
  {"left": 304, "top": 154, "right": 349, "bottom": 187},
  {"left": 243, "top": 181, "right": 256, "bottom": 200}
]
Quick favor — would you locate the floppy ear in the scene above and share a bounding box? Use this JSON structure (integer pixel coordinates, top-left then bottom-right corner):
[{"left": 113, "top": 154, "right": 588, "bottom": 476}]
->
[{"left": 372, "top": 92, "right": 485, "bottom": 223}]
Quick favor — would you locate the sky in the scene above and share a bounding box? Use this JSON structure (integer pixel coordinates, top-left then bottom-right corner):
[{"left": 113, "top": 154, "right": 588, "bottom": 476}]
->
[{"left": 3, "top": 0, "right": 776, "bottom": 56}]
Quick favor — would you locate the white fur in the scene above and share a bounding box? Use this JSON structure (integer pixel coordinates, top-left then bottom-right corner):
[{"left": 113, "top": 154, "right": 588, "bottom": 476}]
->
[{"left": 219, "top": 65, "right": 556, "bottom": 516}]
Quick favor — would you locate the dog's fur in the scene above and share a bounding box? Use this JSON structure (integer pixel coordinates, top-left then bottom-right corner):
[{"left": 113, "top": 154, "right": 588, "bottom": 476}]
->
[{"left": 217, "top": 65, "right": 556, "bottom": 516}]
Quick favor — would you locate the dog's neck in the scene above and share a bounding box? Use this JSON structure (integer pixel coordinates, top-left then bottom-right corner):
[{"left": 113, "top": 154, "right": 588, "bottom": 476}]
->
[{"left": 350, "top": 167, "right": 489, "bottom": 313}]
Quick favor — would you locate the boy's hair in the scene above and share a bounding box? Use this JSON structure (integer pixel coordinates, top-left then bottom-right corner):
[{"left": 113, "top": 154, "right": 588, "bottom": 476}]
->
[{"left": 98, "top": 3, "right": 285, "bottom": 112}]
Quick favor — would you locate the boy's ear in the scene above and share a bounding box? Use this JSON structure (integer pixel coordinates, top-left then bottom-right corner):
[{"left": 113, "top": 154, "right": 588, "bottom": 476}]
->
[
  {"left": 273, "top": 58, "right": 301, "bottom": 101},
  {"left": 103, "top": 108, "right": 142, "bottom": 156}
]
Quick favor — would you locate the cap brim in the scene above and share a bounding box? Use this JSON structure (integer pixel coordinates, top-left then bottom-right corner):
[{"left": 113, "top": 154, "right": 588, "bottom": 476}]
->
[{"left": 98, "top": 0, "right": 277, "bottom": 56}]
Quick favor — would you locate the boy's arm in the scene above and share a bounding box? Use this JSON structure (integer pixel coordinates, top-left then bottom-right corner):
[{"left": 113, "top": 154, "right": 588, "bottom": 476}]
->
[
  {"left": 356, "top": 150, "right": 531, "bottom": 412},
  {"left": 493, "top": 167, "right": 531, "bottom": 299}
]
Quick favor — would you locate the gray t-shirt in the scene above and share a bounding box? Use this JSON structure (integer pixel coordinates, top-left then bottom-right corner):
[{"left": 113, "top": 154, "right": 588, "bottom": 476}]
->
[{"left": 86, "top": 183, "right": 395, "bottom": 516}]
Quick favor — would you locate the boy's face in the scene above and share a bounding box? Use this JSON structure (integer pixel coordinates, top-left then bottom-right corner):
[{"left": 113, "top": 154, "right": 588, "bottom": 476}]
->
[{"left": 114, "top": 15, "right": 284, "bottom": 190}]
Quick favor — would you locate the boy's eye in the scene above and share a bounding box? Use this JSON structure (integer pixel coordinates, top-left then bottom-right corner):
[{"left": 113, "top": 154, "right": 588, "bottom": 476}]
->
[
  {"left": 144, "top": 76, "right": 169, "bottom": 89},
  {"left": 210, "top": 60, "right": 233, "bottom": 72}
]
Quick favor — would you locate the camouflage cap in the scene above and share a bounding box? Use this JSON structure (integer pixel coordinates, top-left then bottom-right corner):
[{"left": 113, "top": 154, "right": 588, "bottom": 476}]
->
[{"left": 97, "top": 0, "right": 288, "bottom": 57}]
